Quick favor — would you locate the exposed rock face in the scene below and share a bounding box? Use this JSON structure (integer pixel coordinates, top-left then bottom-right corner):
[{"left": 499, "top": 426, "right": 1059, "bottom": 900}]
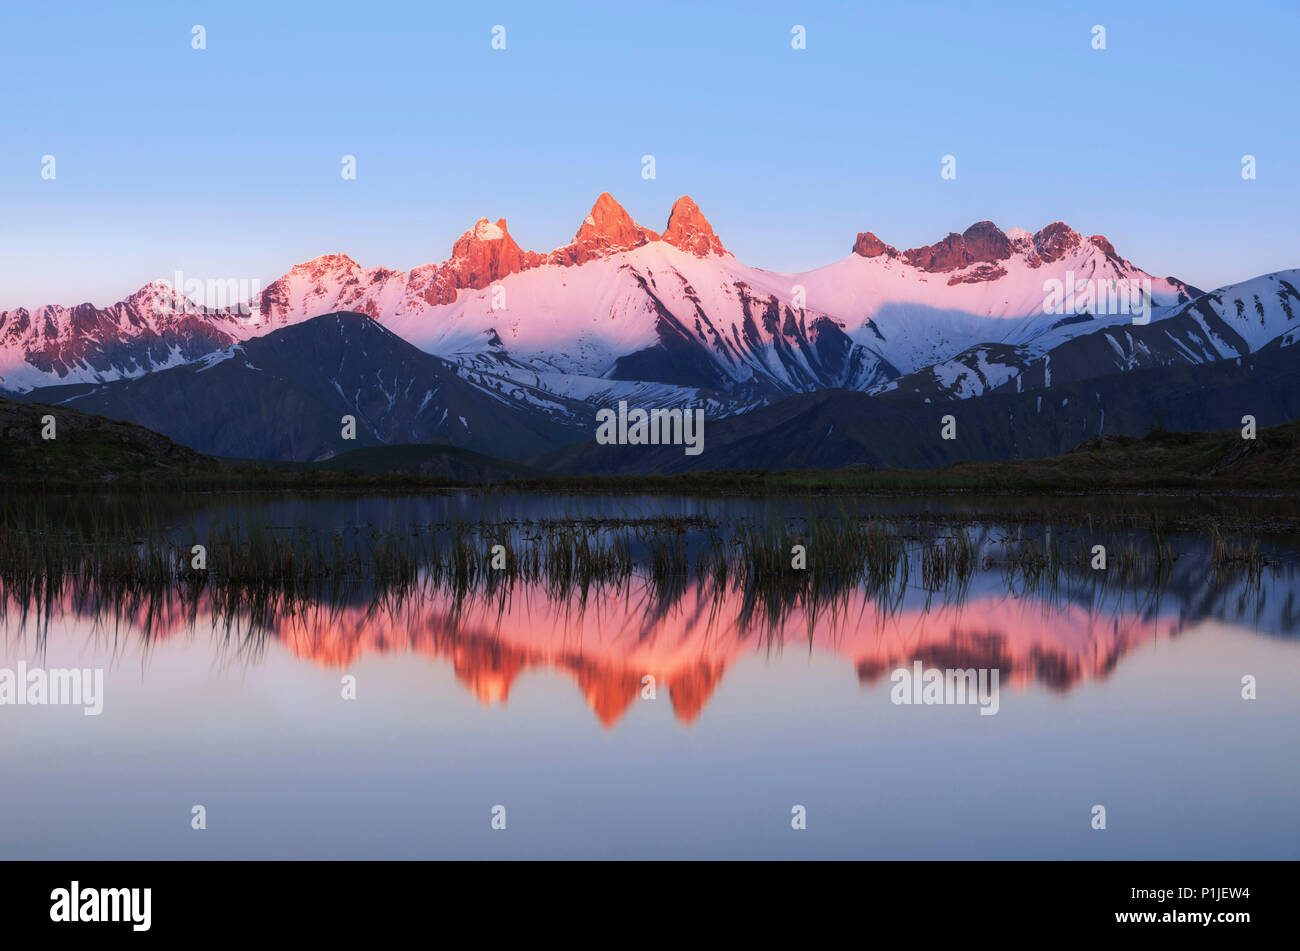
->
[
  {"left": 256, "top": 253, "right": 411, "bottom": 323},
  {"left": 960, "top": 220, "right": 1014, "bottom": 263},
  {"left": 903, "top": 232, "right": 964, "bottom": 271},
  {"left": 448, "top": 218, "right": 543, "bottom": 288},
  {"left": 1087, "top": 234, "right": 1127, "bottom": 268},
  {"left": 549, "top": 192, "right": 660, "bottom": 266},
  {"left": 1, "top": 192, "right": 725, "bottom": 390},
  {"left": 1027, "top": 222, "right": 1082, "bottom": 267},
  {"left": 408, "top": 193, "right": 729, "bottom": 302},
  {"left": 4, "top": 200, "right": 1210, "bottom": 403},
  {"left": 662, "top": 196, "right": 728, "bottom": 256},
  {"left": 0, "top": 281, "right": 245, "bottom": 391},
  {"left": 847, "top": 219, "right": 1199, "bottom": 301},
  {"left": 269, "top": 194, "right": 679, "bottom": 316},
  {"left": 285, "top": 253, "right": 359, "bottom": 281},
  {"left": 902, "top": 221, "right": 1012, "bottom": 272},
  {"left": 852, "top": 232, "right": 898, "bottom": 258},
  {"left": 947, "top": 264, "right": 1008, "bottom": 285},
  {"left": 259, "top": 254, "right": 358, "bottom": 316},
  {"left": 852, "top": 220, "right": 1148, "bottom": 283},
  {"left": 404, "top": 219, "right": 545, "bottom": 307},
  {"left": 1088, "top": 234, "right": 1118, "bottom": 258}
]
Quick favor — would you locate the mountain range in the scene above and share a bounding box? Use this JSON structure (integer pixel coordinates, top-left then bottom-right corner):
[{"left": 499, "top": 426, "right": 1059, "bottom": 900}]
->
[{"left": 3, "top": 193, "right": 1296, "bottom": 471}]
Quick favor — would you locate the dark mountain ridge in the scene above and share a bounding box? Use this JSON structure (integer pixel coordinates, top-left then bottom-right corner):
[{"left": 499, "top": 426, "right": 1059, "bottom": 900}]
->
[{"left": 14, "top": 313, "right": 592, "bottom": 462}]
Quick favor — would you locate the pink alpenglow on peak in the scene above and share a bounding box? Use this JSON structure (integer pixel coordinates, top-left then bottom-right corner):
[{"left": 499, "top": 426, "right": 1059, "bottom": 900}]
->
[
  {"left": 290, "top": 252, "right": 361, "bottom": 276},
  {"left": 849, "top": 220, "right": 1096, "bottom": 271},
  {"left": 852, "top": 232, "right": 899, "bottom": 258},
  {"left": 1, "top": 199, "right": 1231, "bottom": 401},
  {"left": 661, "top": 196, "right": 729, "bottom": 257},
  {"left": 549, "top": 192, "right": 661, "bottom": 266},
  {"left": 1026, "top": 221, "right": 1083, "bottom": 267},
  {"left": 445, "top": 217, "right": 543, "bottom": 289},
  {"left": 901, "top": 221, "right": 1014, "bottom": 273}
]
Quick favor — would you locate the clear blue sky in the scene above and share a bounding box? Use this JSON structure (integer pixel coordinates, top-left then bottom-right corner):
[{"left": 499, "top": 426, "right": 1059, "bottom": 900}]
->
[{"left": 1, "top": 0, "right": 1296, "bottom": 309}]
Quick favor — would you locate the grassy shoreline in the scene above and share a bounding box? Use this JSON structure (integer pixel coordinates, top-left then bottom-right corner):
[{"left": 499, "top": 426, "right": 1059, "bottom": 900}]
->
[{"left": 0, "top": 505, "right": 1271, "bottom": 630}]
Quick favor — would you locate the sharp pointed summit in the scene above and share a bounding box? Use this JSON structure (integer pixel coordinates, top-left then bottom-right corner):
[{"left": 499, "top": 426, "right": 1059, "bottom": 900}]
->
[
  {"left": 1, "top": 198, "right": 1251, "bottom": 420},
  {"left": 662, "top": 196, "right": 728, "bottom": 257},
  {"left": 552, "top": 193, "right": 659, "bottom": 266}
]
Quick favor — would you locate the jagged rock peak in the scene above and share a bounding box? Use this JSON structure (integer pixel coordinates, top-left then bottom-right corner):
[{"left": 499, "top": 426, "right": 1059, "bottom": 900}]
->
[
  {"left": 852, "top": 231, "right": 898, "bottom": 258},
  {"left": 662, "top": 196, "right": 728, "bottom": 257}
]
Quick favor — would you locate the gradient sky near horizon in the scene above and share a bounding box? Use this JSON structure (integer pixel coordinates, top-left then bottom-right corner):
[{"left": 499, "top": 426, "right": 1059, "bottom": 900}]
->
[{"left": 1, "top": 0, "right": 1297, "bottom": 310}]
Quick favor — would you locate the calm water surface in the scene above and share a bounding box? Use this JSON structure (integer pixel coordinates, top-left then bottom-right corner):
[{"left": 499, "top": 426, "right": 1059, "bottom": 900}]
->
[{"left": 2, "top": 493, "right": 1297, "bottom": 859}]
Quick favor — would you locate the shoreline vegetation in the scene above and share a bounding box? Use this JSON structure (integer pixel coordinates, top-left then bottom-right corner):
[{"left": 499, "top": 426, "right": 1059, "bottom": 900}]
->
[
  {"left": 0, "top": 498, "right": 1273, "bottom": 624},
  {"left": 0, "top": 511, "right": 1275, "bottom": 689},
  {"left": 0, "top": 389, "right": 1284, "bottom": 639},
  {"left": 3, "top": 396, "right": 1300, "bottom": 496}
]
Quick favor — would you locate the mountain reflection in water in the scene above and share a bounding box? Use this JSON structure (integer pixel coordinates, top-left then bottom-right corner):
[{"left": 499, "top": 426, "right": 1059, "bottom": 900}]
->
[
  {"left": 5, "top": 548, "right": 1292, "bottom": 728},
  {"left": 3, "top": 495, "right": 1299, "bottom": 860}
]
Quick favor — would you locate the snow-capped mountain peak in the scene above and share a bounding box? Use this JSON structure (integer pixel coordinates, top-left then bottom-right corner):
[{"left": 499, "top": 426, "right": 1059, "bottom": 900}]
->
[{"left": 2, "top": 202, "right": 1281, "bottom": 425}]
